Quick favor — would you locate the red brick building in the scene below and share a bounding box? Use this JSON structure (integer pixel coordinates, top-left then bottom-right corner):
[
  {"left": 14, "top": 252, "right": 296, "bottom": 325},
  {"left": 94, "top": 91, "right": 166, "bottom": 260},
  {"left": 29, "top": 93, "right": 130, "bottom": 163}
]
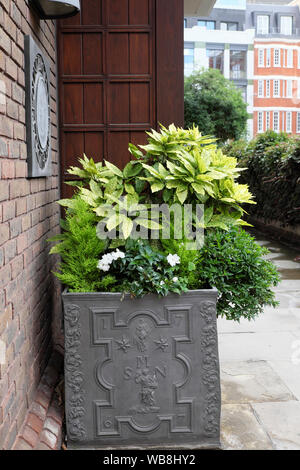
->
[{"left": 254, "top": 39, "right": 300, "bottom": 136}]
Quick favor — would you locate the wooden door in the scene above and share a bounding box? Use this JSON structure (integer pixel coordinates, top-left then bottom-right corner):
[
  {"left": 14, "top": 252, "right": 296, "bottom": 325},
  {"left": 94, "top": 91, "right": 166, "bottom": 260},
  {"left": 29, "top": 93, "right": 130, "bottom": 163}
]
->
[{"left": 57, "top": 0, "right": 183, "bottom": 198}]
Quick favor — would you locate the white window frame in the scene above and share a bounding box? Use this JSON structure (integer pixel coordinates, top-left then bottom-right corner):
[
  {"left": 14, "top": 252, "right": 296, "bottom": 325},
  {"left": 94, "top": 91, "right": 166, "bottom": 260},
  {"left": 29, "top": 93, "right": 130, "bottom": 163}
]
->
[
  {"left": 273, "top": 111, "right": 280, "bottom": 132},
  {"left": 266, "top": 48, "right": 271, "bottom": 67},
  {"left": 266, "top": 111, "right": 270, "bottom": 130},
  {"left": 273, "top": 79, "right": 280, "bottom": 98},
  {"left": 258, "top": 80, "right": 264, "bottom": 98},
  {"left": 266, "top": 79, "right": 270, "bottom": 98},
  {"left": 286, "top": 79, "right": 293, "bottom": 98},
  {"left": 258, "top": 49, "right": 264, "bottom": 67},
  {"left": 287, "top": 49, "right": 293, "bottom": 68},
  {"left": 297, "top": 112, "right": 300, "bottom": 133},
  {"left": 286, "top": 111, "right": 292, "bottom": 133},
  {"left": 258, "top": 111, "right": 264, "bottom": 133},
  {"left": 274, "top": 49, "right": 281, "bottom": 67},
  {"left": 280, "top": 16, "right": 293, "bottom": 35},
  {"left": 257, "top": 15, "right": 269, "bottom": 35}
]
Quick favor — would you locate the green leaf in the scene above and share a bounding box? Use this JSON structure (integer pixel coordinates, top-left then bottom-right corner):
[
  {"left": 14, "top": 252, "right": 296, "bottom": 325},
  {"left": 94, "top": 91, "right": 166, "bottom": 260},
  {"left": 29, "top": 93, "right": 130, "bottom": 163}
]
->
[
  {"left": 104, "top": 160, "right": 123, "bottom": 178},
  {"left": 122, "top": 217, "right": 133, "bottom": 239}
]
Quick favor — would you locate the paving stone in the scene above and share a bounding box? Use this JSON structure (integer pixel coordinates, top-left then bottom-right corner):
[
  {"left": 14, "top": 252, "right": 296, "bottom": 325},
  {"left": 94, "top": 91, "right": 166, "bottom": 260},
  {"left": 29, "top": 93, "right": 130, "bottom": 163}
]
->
[
  {"left": 221, "top": 404, "right": 273, "bottom": 450},
  {"left": 268, "top": 360, "right": 300, "bottom": 401},
  {"left": 221, "top": 361, "right": 295, "bottom": 404},
  {"left": 218, "top": 331, "right": 297, "bottom": 362},
  {"left": 273, "top": 260, "right": 300, "bottom": 270},
  {"left": 252, "top": 401, "right": 300, "bottom": 450}
]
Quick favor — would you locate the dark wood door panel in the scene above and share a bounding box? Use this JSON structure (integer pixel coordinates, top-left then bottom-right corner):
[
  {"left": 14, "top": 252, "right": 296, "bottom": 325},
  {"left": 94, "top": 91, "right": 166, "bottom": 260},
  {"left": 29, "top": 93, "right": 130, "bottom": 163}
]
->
[{"left": 58, "top": 0, "right": 184, "bottom": 198}]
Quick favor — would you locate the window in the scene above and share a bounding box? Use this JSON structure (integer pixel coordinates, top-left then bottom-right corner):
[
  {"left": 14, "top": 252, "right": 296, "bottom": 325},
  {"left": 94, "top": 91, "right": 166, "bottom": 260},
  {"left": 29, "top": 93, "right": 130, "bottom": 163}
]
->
[
  {"left": 273, "top": 79, "right": 280, "bottom": 97},
  {"left": 230, "top": 49, "right": 247, "bottom": 79},
  {"left": 266, "top": 111, "right": 270, "bottom": 130},
  {"left": 287, "top": 49, "right": 293, "bottom": 67},
  {"left": 207, "top": 49, "right": 224, "bottom": 73},
  {"left": 286, "top": 112, "right": 292, "bottom": 133},
  {"left": 220, "top": 22, "right": 238, "bottom": 31},
  {"left": 280, "top": 16, "right": 293, "bottom": 35},
  {"left": 184, "top": 18, "right": 187, "bottom": 28},
  {"left": 258, "top": 49, "right": 264, "bottom": 67},
  {"left": 273, "top": 111, "right": 279, "bottom": 132},
  {"left": 266, "top": 80, "right": 270, "bottom": 98},
  {"left": 184, "top": 47, "right": 194, "bottom": 76},
  {"left": 297, "top": 112, "right": 300, "bottom": 133},
  {"left": 266, "top": 48, "right": 271, "bottom": 67},
  {"left": 274, "top": 49, "right": 281, "bottom": 66},
  {"left": 258, "top": 112, "right": 264, "bottom": 133},
  {"left": 258, "top": 80, "right": 264, "bottom": 97},
  {"left": 236, "top": 85, "right": 247, "bottom": 103},
  {"left": 197, "top": 20, "right": 215, "bottom": 30},
  {"left": 257, "top": 15, "right": 269, "bottom": 34},
  {"left": 286, "top": 79, "right": 293, "bottom": 98}
]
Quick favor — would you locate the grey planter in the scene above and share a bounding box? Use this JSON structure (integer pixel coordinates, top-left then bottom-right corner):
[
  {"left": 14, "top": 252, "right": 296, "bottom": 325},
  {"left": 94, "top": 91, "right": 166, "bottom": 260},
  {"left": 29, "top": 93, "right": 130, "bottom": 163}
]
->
[{"left": 62, "top": 289, "right": 221, "bottom": 449}]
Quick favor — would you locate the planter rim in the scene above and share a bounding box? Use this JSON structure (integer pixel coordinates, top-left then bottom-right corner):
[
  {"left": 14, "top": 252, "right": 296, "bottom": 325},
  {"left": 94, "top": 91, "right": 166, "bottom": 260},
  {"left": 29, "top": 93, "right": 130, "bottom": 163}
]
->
[{"left": 62, "top": 287, "right": 218, "bottom": 300}]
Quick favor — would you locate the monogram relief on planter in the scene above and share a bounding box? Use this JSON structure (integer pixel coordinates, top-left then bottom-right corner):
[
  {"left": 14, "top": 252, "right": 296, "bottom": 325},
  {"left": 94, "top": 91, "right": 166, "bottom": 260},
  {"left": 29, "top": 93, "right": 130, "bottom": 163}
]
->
[
  {"left": 91, "top": 305, "right": 193, "bottom": 437},
  {"left": 64, "top": 304, "right": 86, "bottom": 440},
  {"left": 25, "top": 35, "right": 51, "bottom": 177}
]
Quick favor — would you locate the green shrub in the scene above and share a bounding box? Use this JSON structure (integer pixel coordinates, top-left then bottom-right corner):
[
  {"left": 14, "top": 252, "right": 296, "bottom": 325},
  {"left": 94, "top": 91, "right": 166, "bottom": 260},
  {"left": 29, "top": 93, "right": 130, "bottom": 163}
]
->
[
  {"left": 184, "top": 69, "right": 248, "bottom": 143},
  {"left": 224, "top": 131, "right": 300, "bottom": 226},
  {"left": 194, "top": 228, "right": 280, "bottom": 321}
]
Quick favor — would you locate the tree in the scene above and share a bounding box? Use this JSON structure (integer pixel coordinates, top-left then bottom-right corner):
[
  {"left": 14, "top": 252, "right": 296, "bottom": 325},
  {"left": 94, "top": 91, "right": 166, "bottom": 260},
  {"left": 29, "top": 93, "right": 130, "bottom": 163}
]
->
[{"left": 184, "top": 69, "right": 248, "bottom": 143}]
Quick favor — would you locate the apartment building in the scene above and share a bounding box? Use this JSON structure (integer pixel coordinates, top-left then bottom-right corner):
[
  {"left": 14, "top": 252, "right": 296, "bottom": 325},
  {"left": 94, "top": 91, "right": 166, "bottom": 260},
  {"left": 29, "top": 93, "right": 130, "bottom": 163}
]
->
[
  {"left": 184, "top": 5, "right": 255, "bottom": 138},
  {"left": 185, "top": 1, "right": 300, "bottom": 138},
  {"left": 247, "top": 3, "right": 300, "bottom": 135}
]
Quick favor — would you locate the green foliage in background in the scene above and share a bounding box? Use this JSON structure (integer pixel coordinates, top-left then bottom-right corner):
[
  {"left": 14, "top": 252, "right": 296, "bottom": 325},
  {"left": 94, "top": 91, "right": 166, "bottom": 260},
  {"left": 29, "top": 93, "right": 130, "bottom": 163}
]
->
[
  {"left": 184, "top": 69, "right": 248, "bottom": 143},
  {"left": 224, "top": 130, "right": 300, "bottom": 226}
]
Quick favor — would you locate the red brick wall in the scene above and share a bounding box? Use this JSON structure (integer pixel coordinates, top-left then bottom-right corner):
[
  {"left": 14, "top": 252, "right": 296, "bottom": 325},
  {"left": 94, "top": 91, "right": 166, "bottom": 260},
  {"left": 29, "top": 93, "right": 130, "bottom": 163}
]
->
[{"left": 0, "top": 0, "right": 62, "bottom": 449}]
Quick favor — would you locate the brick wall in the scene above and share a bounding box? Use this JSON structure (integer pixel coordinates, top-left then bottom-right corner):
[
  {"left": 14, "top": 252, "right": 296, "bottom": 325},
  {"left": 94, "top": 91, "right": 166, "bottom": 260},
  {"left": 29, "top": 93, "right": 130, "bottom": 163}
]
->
[{"left": 0, "top": 0, "right": 62, "bottom": 449}]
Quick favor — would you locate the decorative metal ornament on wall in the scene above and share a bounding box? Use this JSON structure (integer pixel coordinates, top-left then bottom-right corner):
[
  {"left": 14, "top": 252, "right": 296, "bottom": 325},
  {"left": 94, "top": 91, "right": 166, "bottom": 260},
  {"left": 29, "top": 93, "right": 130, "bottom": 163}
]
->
[{"left": 25, "top": 35, "right": 51, "bottom": 178}]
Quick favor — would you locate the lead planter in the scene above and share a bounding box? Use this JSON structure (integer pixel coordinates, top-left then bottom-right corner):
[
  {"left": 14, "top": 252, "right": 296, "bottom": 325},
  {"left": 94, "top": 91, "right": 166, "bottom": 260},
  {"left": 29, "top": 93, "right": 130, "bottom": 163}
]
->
[{"left": 62, "top": 289, "right": 221, "bottom": 449}]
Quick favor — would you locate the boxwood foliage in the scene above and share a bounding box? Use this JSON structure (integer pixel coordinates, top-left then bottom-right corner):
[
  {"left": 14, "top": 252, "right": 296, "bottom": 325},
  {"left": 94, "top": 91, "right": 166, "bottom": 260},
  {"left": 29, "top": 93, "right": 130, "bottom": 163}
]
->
[{"left": 223, "top": 130, "right": 300, "bottom": 226}]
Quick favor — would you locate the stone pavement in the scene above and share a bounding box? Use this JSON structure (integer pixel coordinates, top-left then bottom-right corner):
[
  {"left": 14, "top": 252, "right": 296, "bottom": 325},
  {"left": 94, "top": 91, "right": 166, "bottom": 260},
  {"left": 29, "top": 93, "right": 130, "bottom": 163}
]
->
[{"left": 218, "top": 233, "right": 300, "bottom": 450}]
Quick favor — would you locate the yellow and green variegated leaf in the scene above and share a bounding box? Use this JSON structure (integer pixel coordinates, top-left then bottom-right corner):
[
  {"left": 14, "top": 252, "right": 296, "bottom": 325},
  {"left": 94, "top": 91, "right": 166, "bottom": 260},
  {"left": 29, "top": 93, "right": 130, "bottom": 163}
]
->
[
  {"left": 122, "top": 217, "right": 133, "bottom": 239},
  {"left": 151, "top": 182, "right": 165, "bottom": 193},
  {"left": 104, "top": 160, "right": 123, "bottom": 178},
  {"left": 176, "top": 189, "right": 188, "bottom": 204},
  {"left": 191, "top": 182, "right": 205, "bottom": 195},
  {"left": 90, "top": 179, "right": 103, "bottom": 197},
  {"left": 125, "top": 183, "right": 135, "bottom": 194},
  {"left": 107, "top": 214, "right": 122, "bottom": 231}
]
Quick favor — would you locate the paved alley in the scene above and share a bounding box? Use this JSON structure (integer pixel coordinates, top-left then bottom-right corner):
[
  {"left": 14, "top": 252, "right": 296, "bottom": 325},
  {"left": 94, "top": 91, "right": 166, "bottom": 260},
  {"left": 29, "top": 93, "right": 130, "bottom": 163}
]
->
[{"left": 218, "top": 232, "right": 300, "bottom": 450}]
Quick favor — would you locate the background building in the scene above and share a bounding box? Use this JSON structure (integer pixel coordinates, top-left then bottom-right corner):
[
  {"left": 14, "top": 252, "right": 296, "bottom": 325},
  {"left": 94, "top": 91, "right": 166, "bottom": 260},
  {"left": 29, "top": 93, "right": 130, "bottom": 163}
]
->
[
  {"left": 184, "top": 4, "right": 255, "bottom": 138},
  {"left": 185, "top": 1, "right": 300, "bottom": 138},
  {"left": 247, "top": 3, "right": 300, "bottom": 135}
]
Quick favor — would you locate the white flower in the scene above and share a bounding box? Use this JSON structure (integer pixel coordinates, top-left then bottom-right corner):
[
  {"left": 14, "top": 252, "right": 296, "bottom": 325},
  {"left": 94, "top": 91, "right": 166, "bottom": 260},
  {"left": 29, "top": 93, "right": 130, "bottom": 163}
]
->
[
  {"left": 97, "top": 260, "right": 110, "bottom": 272},
  {"left": 167, "top": 254, "right": 180, "bottom": 267},
  {"left": 160, "top": 281, "right": 165, "bottom": 286},
  {"left": 172, "top": 277, "right": 178, "bottom": 283}
]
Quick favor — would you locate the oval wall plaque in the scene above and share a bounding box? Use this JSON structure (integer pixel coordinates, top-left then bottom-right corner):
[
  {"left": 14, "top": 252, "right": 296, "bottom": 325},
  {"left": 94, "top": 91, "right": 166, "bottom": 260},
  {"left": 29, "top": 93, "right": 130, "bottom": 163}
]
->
[{"left": 25, "top": 36, "right": 52, "bottom": 178}]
